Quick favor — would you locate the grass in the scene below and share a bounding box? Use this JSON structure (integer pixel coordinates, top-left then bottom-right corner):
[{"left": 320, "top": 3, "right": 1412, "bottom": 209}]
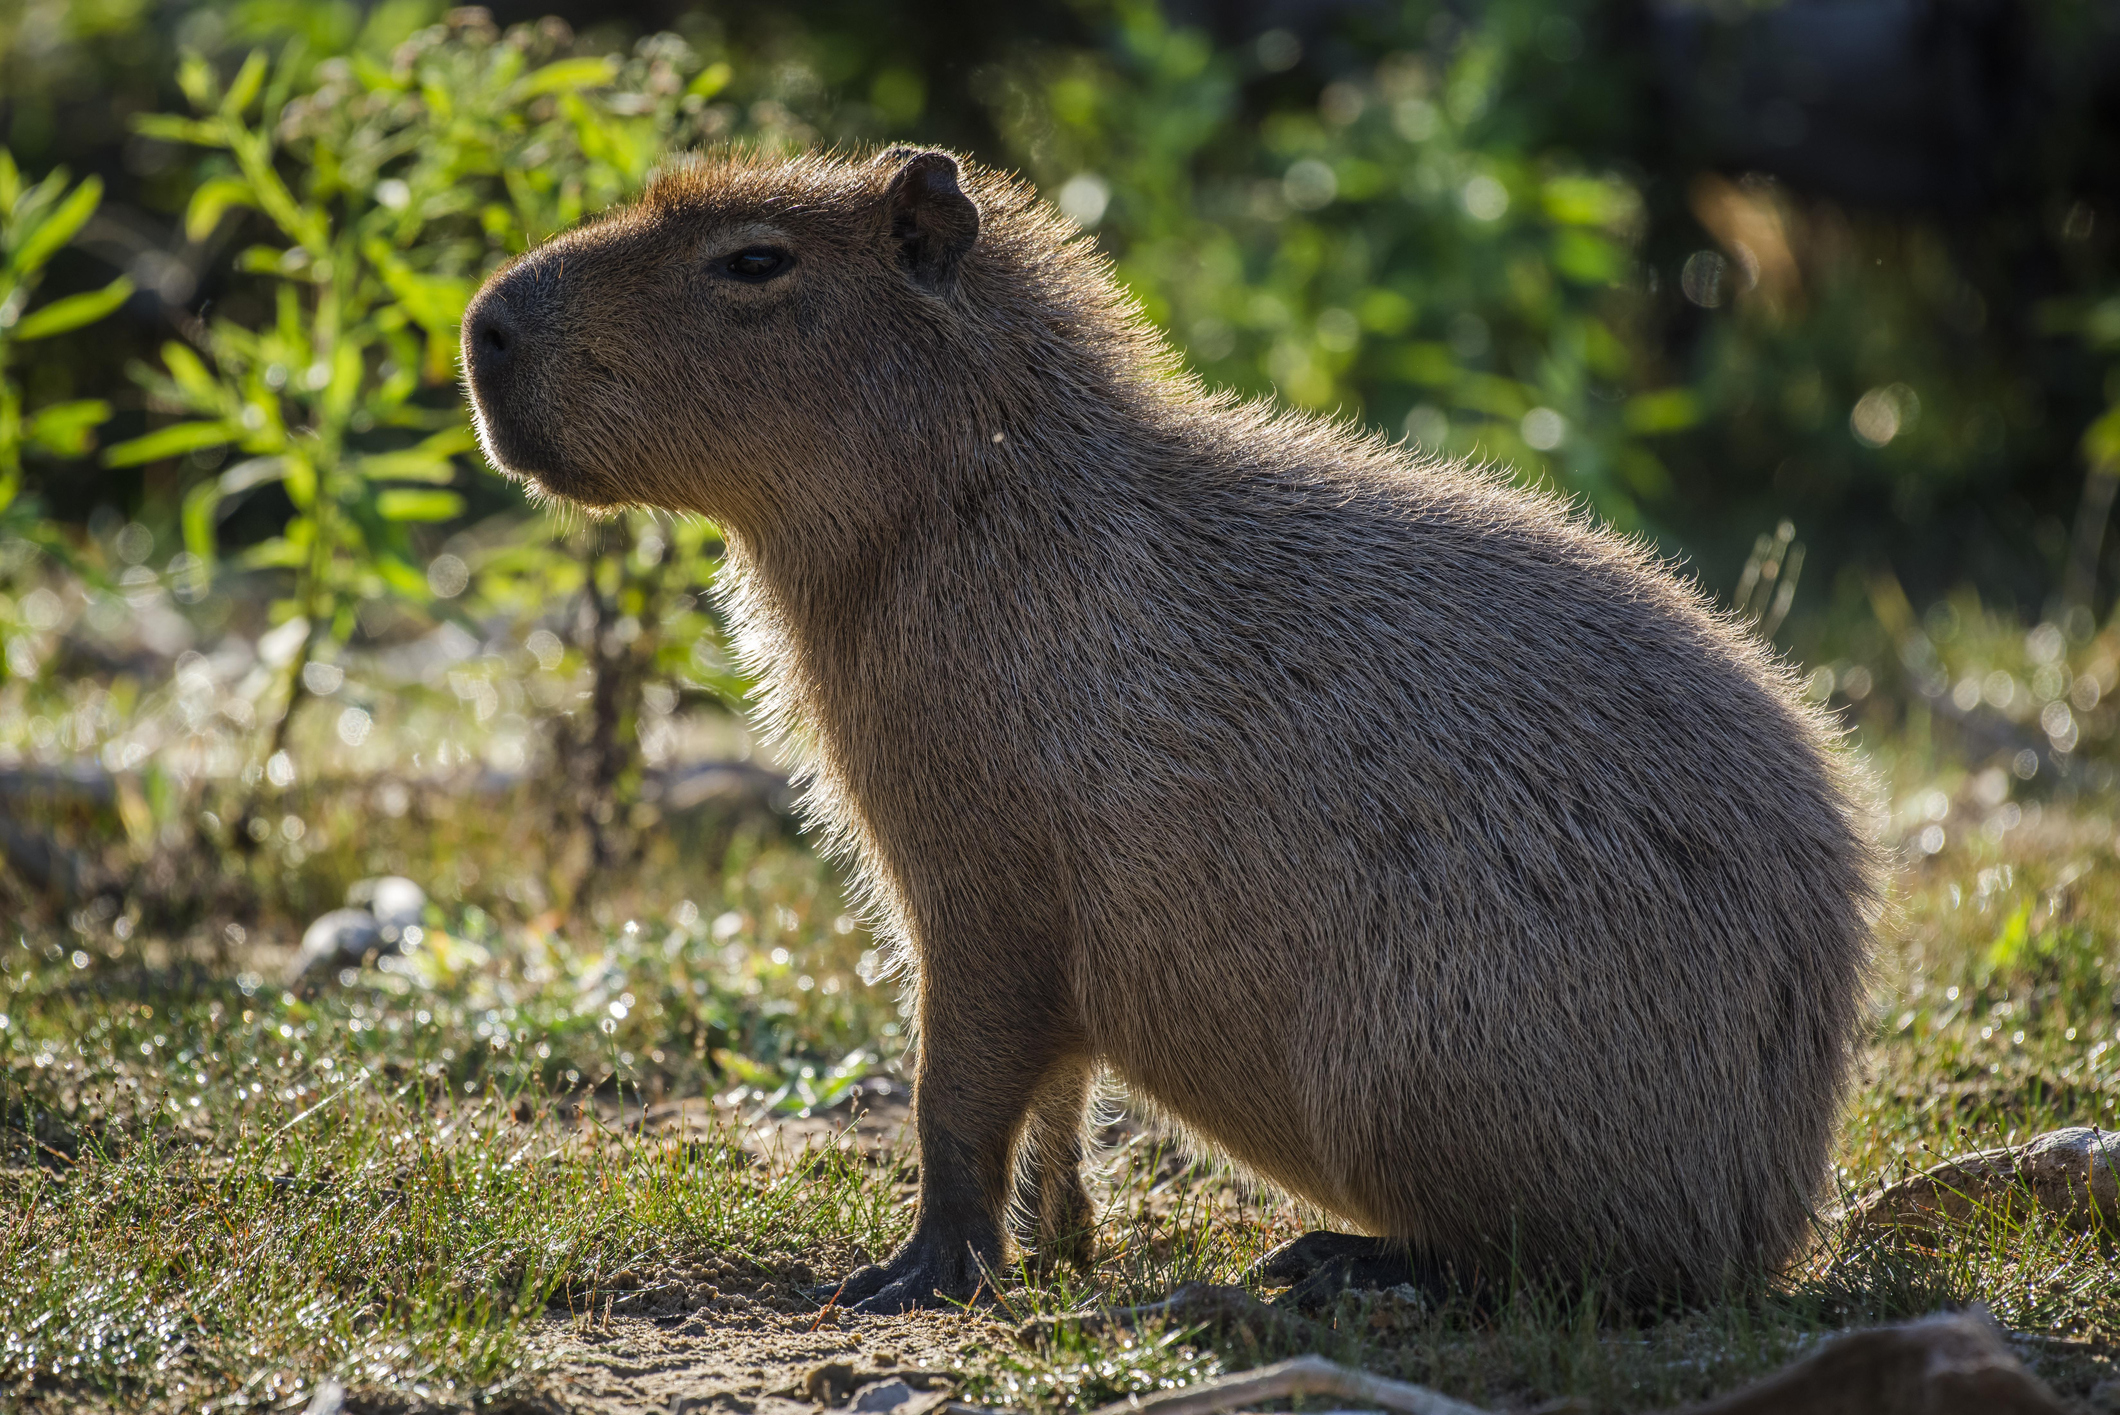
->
[
  {"left": 6, "top": 590, "right": 2120, "bottom": 1411},
  {"left": 1, "top": 828, "right": 911, "bottom": 1410},
  {"left": 7, "top": 799, "right": 2120, "bottom": 1413}
]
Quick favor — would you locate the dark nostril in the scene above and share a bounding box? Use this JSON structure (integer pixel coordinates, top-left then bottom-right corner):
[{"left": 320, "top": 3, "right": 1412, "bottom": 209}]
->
[{"left": 469, "top": 300, "right": 519, "bottom": 372}]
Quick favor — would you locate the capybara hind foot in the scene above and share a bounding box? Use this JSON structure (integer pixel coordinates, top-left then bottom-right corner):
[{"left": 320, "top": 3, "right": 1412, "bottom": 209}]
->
[
  {"left": 1249, "top": 1230, "right": 1414, "bottom": 1288},
  {"left": 821, "top": 1231, "right": 997, "bottom": 1314},
  {"left": 1249, "top": 1230, "right": 1485, "bottom": 1312}
]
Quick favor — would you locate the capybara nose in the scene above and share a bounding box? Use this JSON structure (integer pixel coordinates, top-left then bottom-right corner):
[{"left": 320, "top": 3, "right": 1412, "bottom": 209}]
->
[{"left": 465, "top": 294, "right": 519, "bottom": 380}]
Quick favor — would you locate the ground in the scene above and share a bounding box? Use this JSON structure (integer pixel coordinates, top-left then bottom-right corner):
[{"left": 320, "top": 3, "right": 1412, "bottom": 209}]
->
[
  {"left": 538, "top": 1304, "right": 1002, "bottom": 1415},
  {"left": 7, "top": 706, "right": 2120, "bottom": 1412}
]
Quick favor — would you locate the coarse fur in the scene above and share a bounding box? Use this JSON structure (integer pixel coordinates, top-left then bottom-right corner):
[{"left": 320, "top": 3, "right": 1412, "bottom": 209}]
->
[{"left": 460, "top": 145, "right": 1881, "bottom": 1310}]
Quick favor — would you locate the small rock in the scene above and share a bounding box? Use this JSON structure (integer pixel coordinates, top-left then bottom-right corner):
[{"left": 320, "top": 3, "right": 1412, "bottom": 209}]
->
[
  {"left": 348, "top": 874, "right": 426, "bottom": 932},
  {"left": 287, "top": 908, "right": 382, "bottom": 982},
  {"left": 851, "top": 1380, "right": 915, "bottom": 1412},
  {"left": 287, "top": 877, "right": 431, "bottom": 984},
  {"left": 843, "top": 1378, "right": 946, "bottom": 1415},
  {"left": 1844, "top": 1126, "right": 2119, "bottom": 1241},
  {"left": 805, "top": 1362, "right": 856, "bottom": 1405}
]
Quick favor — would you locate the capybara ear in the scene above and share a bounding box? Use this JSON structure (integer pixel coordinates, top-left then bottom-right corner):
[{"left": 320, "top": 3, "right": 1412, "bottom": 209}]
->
[{"left": 882, "top": 150, "right": 979, "bottom": 294}]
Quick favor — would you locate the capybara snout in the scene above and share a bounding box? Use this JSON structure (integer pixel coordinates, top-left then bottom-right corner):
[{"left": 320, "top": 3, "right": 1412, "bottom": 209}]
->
[
  {"left": 461, "top": 260, "right": 570, "bottom": 491},
  {"left": 462, "top": 287, "right": 516, "bottom": 374}
]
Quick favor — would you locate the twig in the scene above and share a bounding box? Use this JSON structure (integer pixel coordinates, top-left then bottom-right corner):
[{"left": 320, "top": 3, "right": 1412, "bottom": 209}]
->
[
  {"left": 1085, "top": 1354, "right": 1491, "bottom": 1415},
  {"left": 971, "top": 1256, "right": 1021, "bottom": 1322},
  {"left": 810, "top": 1275, "right": 850, "bottom": 1331}
]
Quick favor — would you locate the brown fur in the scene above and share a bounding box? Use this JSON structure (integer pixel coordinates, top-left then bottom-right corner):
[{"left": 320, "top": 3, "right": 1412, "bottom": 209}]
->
[{"left": 461, "top": 147, "right": 1881, "bottom": 1309}]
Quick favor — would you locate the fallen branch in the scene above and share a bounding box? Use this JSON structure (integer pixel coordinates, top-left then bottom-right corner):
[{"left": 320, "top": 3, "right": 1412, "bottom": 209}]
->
[
  {"left": 1032, "top": 1303, "right": 2067, "bottom": 1415},
  {"left": 1842, "top": 1126, "right": 2118, "bottom": 1242},
  {"left": 1083, "top": 1354, "right": 1490, "bottom": 1415}
]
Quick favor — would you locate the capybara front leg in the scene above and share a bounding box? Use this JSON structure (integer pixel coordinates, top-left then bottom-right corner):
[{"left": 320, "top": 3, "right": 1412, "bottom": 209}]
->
[
  {"left": 1019, "top": 1062, "right": 1096, "bottom": 1273},
  {"left": 832, "top": 971, "right": 1071, "bottom": 1313}
]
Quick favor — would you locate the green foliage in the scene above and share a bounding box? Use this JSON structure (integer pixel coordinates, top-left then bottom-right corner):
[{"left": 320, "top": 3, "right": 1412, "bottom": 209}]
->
[
  {"left": 997, "top": 0, "right": 1676, "bottom": 527},
  {"left": 0, "top": 150, "right": 129, "bottom": 554},
  {"left": 473, "top": 509, "right": 747, "bottom": 893},
  {"left": 104, "top": 18, "right": 777, "bottom": 783}
]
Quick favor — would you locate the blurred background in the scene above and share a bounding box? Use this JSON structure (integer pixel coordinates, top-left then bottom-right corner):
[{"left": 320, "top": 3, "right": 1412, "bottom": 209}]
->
[{"left": 4, "top": 0, "right": 2120, "bottom": 942}]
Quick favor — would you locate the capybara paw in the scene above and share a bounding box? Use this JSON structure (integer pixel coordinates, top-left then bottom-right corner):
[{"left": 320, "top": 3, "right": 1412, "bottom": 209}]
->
[
  {"left": 1248, "top": 1230, "right": 1493, "bottom": 1313},
  {"left": 1247, "top": 1230, "right": 1423, "bottom": 1310},
  {"left": 830, "top": 1236, "right": 990, "bottom": 1314},
  {"left": 1248, "top": 1230, "right": 1407, "bottom": 1287}
]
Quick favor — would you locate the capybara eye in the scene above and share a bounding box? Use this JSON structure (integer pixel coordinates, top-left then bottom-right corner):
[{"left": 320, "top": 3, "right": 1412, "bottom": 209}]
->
[{"left": 724, "top": 247, "right": 792, "bottom": 282}]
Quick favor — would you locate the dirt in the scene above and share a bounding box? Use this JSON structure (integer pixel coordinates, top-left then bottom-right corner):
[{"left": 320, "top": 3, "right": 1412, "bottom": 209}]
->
[
  {"left": 535, "top": 1304, "right": 1006, "bottom": 1415},
  {"left": 527, "top": 1085, "right": 1198, "bottom": 1415},
  {"left": 526, "top": 1091, "right": 1002, "bottom": 1415}
]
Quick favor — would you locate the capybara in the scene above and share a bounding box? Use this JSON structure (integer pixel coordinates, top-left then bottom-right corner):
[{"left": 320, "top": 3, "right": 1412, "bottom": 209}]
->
[{"left": 460, "top": 146, "right": 1878, "bottom": 1311}]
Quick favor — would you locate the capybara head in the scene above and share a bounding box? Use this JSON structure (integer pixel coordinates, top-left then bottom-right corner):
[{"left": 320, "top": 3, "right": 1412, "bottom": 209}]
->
[{"left": 460, "top": 147, "right": 1129, "bottom": 531}]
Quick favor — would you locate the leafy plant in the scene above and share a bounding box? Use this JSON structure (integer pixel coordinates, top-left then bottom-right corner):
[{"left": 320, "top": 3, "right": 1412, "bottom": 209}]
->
[
  {"left": 715, "top": 1046, "right": 875, "bottom": 1118},
  {"left": 0, "top": 150, "right": 131, "bottom": 609},
  {"left": 993, "top": 0, "right": 1682, "bottom": 529},
  {"left": 103, "top": 16, "right": 759, "bottom": 822}
]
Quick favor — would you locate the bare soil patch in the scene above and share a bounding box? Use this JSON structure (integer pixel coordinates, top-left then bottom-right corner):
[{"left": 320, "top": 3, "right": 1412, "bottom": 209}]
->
[{"left": 535, "top": 1304, "right": 1002, "bottom": 1415}]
